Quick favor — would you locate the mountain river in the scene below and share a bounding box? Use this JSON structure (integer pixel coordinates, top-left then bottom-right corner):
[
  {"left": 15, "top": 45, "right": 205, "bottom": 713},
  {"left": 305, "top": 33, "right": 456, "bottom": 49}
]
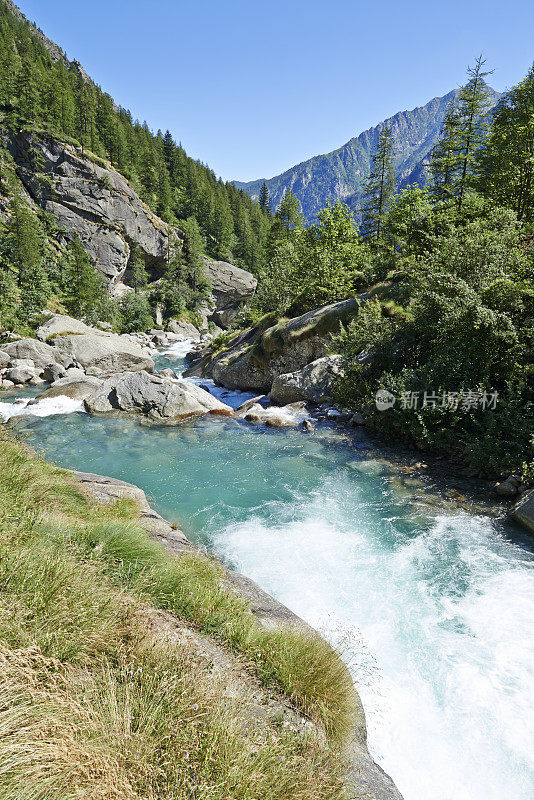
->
[{"left": 1, "top": 339, "right": 533, "bottom": 800}]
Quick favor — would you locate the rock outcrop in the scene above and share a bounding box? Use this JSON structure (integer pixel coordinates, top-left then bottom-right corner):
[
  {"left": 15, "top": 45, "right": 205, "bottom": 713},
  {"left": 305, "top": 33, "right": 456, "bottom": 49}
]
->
[
  {"left": 71, "top": 470, "right": 188, "bottom": 546},
  {"left": 187, "top": 297, "right": 359, "bottom": 393},
  {"left": 269, "top": 355, "right": 345, "bottom": 405},
  {"left": 36, "top": 313, "right": 109, "bottom": 341},
  {"left": 7, "top": 131, "right": 171, "bottom": 283},
  {"left": 512, "top": 489, "right": 534, "bottom": 533},
  {"left": 84, "top": 370, "right": 233, "bottom": 420},
  {"left": 202, "top": 258, "right": 257, "bottom": 327},
  {"left": 50, "top": 333, "right": 154, "bottom": 375}
]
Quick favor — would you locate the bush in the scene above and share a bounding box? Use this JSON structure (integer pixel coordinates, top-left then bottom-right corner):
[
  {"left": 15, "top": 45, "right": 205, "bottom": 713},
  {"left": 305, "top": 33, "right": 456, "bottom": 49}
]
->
[
  {"left": 118, "top": 293, "right": 154, "bottom": 333},
  {"left": 335, "top": 205, "right": 534, "bottom": 476}
]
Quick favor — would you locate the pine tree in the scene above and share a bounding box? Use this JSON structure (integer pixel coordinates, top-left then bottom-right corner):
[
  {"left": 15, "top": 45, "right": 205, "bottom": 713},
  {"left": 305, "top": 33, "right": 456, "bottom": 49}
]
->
[
  {"left": 259, "top": 182, "right": 270, "bottom": 211},
  {"left": 361, "top": 127, "right": 396, "bottom": 241}
]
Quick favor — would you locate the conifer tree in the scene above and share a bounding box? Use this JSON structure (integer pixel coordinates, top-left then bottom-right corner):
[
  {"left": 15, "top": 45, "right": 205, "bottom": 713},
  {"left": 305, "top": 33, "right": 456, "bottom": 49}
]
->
[
  {"left": 361, "top": 127, "right": 396, "bottom": 241},
  {"left": 455, "top": 56, "right": 493, "bottom": 212},
  {"left": 63, "top": 238, "right": 103, "bottom": 319},
  {"left": 430, "top": 100, "right": 460, "bottom": 202},
  {"left": 431, "top": 58, "right": 493, "bottom": 211},
  {"left": 162, "top": 130, "right": 175, "bottom": 178},
  {"left": 478, "top": 63, "right": 534, "bottom": 222},
  {"left": 129, "top": 244, "right": 148, "bottom": 293},
  {"left": 272, "top": 189, "right": 303, "bottom": 235},
  {"left": 259, "top": 182, "right": 270, "bottom": 211},
  {"left": 0, "top": 198, "right": 49, "bottom": 319},
  {"left": 266, "top": 188, "right": 304, "bottom": 263}
]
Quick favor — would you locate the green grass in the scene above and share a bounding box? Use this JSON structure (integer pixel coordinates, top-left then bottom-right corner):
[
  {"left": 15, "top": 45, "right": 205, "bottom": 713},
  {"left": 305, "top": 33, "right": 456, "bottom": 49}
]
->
[{"left": 0, "top": 429, "right": 359, "bottom": 798}]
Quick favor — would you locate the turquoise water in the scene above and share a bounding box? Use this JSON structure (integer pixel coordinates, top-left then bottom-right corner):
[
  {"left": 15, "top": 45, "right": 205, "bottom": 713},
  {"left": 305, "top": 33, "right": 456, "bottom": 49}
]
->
[{"left": 3, "top": 344, "right": 534, "bottom": 800}]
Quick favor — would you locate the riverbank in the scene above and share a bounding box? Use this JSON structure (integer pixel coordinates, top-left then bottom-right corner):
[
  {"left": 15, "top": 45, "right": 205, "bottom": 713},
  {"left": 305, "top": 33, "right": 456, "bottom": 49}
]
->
[
  {"left": 2, "top": 323, "right": 534, "bottom": 799},
  {"left": 0, "top": 428, "right": 401, "bottom": 799}
]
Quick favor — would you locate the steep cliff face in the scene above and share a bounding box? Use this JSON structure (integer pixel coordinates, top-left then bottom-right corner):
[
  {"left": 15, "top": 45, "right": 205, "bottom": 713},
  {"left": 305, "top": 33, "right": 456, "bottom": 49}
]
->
[
  {"left": 2, "top": 129, "right": 257, "bottom": 326},
  {"left": 6, "top": 130, "right": 172, "bottom": 284},
  {"left": 236, "top": 88, "right": 499, "bottom": 222}
]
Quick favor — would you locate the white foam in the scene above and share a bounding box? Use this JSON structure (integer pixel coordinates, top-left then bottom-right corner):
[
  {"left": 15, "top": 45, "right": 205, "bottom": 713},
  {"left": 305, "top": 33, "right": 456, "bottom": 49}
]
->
[
  {"left": 161, "top": 338, "right": 194, "bottom": 360},
  {"left": 258, "top": 404, "right": 309, "bottom": 424},
  {"left": 211, "top": 478, "right": 534, "bottom": 800},
  {"left": 0, "top": 395, "right": 85, "bottom": 421},
  {"left": 180, "top": 374, "right": 258, "bottom": 411}
]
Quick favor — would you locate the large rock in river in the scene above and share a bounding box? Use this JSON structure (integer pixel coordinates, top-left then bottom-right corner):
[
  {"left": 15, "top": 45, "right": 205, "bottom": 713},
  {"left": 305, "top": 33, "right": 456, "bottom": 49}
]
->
[
  {"left": 31, "top": 375, "right": 103, "bottom": 402},
  {"left": 187, "top": 297, "right": 360, "bottom": 393},
  {"left": 269, "top": 355, "right": 345, "bottom": 405},
  {"left": 512, "top": 489, "right": 534, "bottom": 534},
  {"left": 1, "top": 338, "right": 61, "bottom": 371},
  {"left": 85, "top": 370, "right": 233, "bottom": 420},
  {"left": 51, "top": 333, "right": 154, "bottom": 375},
  {"left": 166, "top": 318, "right": 201, "bottom": 340}
]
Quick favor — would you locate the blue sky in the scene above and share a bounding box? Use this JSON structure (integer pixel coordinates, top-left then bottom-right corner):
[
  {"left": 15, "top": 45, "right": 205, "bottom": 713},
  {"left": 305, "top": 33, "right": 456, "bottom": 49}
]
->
[{"left": 15, "top": 0, "right": 534, "bottom": 182}]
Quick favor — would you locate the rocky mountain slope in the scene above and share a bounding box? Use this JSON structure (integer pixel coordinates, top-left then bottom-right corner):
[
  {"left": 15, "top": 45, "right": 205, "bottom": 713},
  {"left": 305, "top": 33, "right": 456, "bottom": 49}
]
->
[
  {"left": 235, "top": 88, "right": 499, "bottom": 221},
  {"left": 0, "top": 0, "right": 270, "bottom": 279},
  {"left": 0, "top": 1, "right": 260, "bottom": 330},
  {"left": 1, "top": 128, "right": 256, "bottom": 327},
  {"left": 5, "top": 130, "right": 171, "bottom": 284}
]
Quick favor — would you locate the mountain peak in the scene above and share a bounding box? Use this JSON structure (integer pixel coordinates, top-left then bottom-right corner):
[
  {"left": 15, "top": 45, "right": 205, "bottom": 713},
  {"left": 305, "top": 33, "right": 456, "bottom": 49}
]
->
[{"left": 235, "top": 86, "right": 500, "bottom": 222}]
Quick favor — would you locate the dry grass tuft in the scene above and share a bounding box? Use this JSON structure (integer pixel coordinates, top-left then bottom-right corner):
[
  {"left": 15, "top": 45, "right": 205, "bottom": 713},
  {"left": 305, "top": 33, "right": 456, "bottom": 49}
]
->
[{"left": 0, "top": 428, "right": 355, "bottom": 798}]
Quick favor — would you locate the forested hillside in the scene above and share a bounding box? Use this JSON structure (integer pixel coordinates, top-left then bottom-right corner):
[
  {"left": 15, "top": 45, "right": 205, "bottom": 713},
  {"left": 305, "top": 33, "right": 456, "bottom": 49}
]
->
[
  {"left": 0, "top": 0, "right": 274, "bottom": 334},
  {"left": 236, "top": 87, "right": 499, "bottom": 221},
  {"left": 0, "top": 0, "right": 271, "bottom": 267}
]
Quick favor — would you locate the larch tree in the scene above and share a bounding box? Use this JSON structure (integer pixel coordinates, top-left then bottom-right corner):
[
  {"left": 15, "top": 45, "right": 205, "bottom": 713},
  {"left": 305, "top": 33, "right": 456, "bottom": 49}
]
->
[
  {"left": 453, "top": 56, "right": 493, "bottom": 212},
  {"left": 361, "top": 126, "right": 396, "bottom": 241}
]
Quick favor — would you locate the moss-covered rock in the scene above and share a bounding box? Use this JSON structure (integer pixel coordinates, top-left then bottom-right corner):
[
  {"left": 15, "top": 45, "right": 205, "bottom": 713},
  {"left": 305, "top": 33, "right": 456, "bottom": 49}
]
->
[{"left": 187, "top": 297, "right": 361, "bottom": 393}]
